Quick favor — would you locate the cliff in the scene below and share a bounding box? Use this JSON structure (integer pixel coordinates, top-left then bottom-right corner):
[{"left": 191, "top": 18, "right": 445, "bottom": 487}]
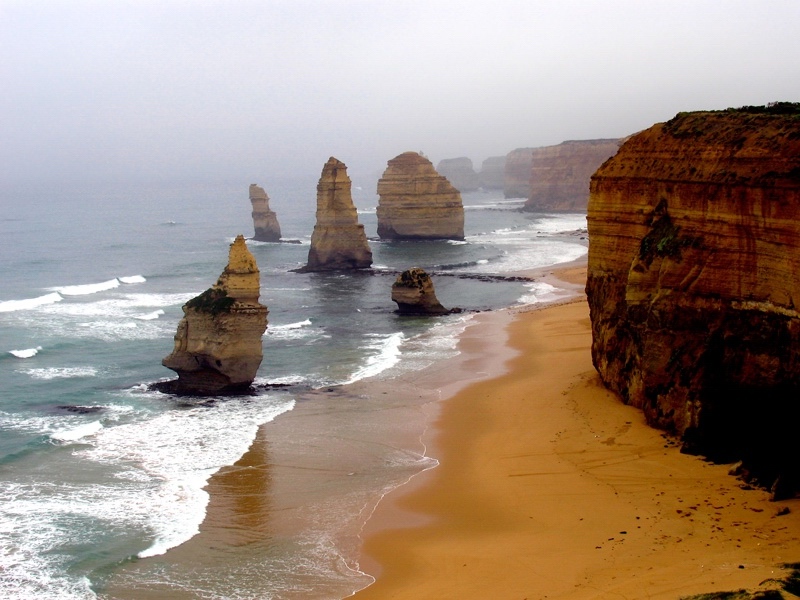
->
[
  {"left": 162, "top": 235, "right": 268, "bottom": 395},
  {"left": 586, "top": 104, "right": 800, "bottom": 497},
  {"left": 302, "top": 157, "right": 373, "bottom": 271},
  {"left": 504, "top": 148, "right": 534, "bottom": 198},
  {"left": 391, "top": 268, "right": 450, "bottom": 315},
  {"left": 523, "top": 139, "right": 621, "bottom": 212},
  {"left": 376, "top": 152, "right": 465, "bottom": 240},
  {"left": 479, "top": 156, "right": 506, "bottom": 190},
  {"left": 249, "top": 183, "right": 282, "bottom": 242},
  {"left": 436, "top": 157, "right": 480, "bottom": 192}
]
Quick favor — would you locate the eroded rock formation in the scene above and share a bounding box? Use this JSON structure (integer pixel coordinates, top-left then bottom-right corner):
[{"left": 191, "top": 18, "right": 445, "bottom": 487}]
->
[
  {"left": 391, "top": 268, "right": 450, "bottom": 315},
  {"left": 586, "top": 105, "right": 800, "bottom": 497},
  {"left": 249, "top": 183, "right": 282, "bottom": 242},
  {"left": 162, "top": 235, "right": 268, "bottom": 395},
  {"left": 523, "top": 139, "right": 621, "bottom": 212},
  {"left": 504, "top": 148, "right": 534, "bottom": 198},
  {"left": 436, "top": 157, "right": 480, "bottom": 192},
  {"left": 479, "top": 156, "right": 506, "bottom": 190},
  {"left": 302, "top": 157, "right": 372, "bottom": 271},
  {"left": 376, "top": 152, "right": 465, "bottom": 240}
]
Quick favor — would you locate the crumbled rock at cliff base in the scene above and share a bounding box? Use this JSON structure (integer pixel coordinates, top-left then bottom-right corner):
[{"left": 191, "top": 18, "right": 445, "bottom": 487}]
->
[
  {"left": 391, "top": 267, "right": 453, "bottom": 316},
  {"left": 585, "top": 103, "right": 800, "bottom": 497},
  {"left": 160, "top": 234, "right": 268, "bottom": 395}
]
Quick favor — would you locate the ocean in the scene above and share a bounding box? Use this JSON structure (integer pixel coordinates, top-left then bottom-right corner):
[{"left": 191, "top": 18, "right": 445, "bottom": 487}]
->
[{"left": 0, "top": 174, "right": 587, "bottom": 599}]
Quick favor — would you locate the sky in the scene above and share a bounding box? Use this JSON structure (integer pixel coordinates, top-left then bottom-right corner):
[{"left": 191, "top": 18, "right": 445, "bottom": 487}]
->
[{"left": 2, "top": 0, "right": 800, "bottom": 184}]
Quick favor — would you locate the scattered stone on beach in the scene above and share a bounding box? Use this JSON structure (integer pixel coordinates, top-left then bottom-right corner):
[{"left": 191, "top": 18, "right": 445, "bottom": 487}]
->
[
  {"left": 249, "top": 183, "right": 282, "bottom": 242},
  {"left": 391, "top": 268, "right": 452, "bottom": 315},
  {"left": 300, "top": 157, "right": 373, "bottom": 272},
  {"left": 376, "top": 151, "right": 465, "bottom": 240},
  {"left": 161, "top": 234, "right": 268, "bottom": 395}
]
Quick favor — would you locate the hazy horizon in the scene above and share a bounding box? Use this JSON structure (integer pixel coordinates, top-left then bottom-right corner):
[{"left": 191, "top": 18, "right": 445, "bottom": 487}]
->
[{"left": 2, "top": 0, "right": 800, "bottom": 185}]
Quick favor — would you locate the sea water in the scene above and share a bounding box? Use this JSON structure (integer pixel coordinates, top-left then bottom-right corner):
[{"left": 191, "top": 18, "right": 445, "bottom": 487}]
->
[{"left": 0, "top": 176, "right": 587, "bottom": 599}]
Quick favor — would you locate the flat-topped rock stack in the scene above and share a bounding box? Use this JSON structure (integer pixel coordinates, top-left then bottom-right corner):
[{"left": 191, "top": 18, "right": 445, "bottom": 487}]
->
[
  {"left": 377, "top": 152, "right": 465, "bottom": 240},
  {"left": 301, "top": 157, "right": 372, "bottom": 272},
  {"left": 249, "top": 184, "right": 282, "bottom": 242}
]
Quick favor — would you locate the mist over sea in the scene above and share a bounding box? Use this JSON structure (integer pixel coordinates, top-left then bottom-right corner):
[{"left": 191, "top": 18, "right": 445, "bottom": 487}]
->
[{"left": 0, "top": 175, "right": 587, "bottom": 598}]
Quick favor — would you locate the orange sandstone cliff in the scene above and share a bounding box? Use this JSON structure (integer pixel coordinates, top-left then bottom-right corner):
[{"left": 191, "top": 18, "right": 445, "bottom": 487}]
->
[{"left": 586, "top": 105, "right": 800, "bottom": 497}]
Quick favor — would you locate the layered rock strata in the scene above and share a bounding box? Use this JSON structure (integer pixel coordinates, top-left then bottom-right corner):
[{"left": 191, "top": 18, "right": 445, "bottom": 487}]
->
[
  {"left": 376, "top": 152, "right": 465, "bottom": 240},
  {"left": 162, "top": 235, "right": 268, "bottom": 395},
  {"left": 586, "top": 105, "right": 800, "bottom": 496},
  {"left": 249, "top": 183, "right": 282, "bottom": 242},
  {"left": 302, "top": 157, "right": 372, "bottom": 271},
  {"left": 523, "top": 139, "right": 621, "bottom": 212},
  {"left": 391, "top": 268, "right": 450, "bottom": 315},
  {"left": 436, "top": 157, "right": 480, "bottom": 192}
]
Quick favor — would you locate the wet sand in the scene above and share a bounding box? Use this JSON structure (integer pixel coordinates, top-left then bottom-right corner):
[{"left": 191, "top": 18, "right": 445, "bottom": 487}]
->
[{"left": 353, "top": 268, "right": 800, "bottom": 599}]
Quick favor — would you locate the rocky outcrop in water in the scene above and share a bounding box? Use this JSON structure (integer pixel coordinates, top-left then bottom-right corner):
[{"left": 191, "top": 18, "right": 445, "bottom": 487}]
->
[
  {"left": 249, "top": 184, "right": 282, "bottom": 242},
  {"left": 586, "top": 104, "right": 800, "bottom": 497},
  {"left": 523, "top": 139, "right": 621, "bottom": 212},
  {"left": 436, "top": 157, "right": 480, "bottom": 192},
  {"left": 376, "top": 152, "right": 465, "bottom": 240},
  {"left": 504, "top": 148, "right": 534, "bottom": 198},
  {"left": 479, "top": 156, "right": 506, "bottom": 190},
  {"left": 301, "top": 157, "right": 372, "bottom": 272},
  {"left": 162, "top": 235, "right": 268, "bottom": 395},
  {"left": 391, "top": 268, "right": 451, "bottom": 315}
]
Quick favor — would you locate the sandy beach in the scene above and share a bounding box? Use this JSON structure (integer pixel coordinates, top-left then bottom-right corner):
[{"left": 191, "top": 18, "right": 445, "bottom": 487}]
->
[{"left": 354, "top": 267, "right": 800, "bottom": 599}]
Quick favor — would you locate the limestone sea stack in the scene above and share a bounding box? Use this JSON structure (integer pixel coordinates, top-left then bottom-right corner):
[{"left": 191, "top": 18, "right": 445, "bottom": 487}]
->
[
  {"left": 162, "top": 235, "right": 268, "bottom": 395},
  {"left": 376, "top": 152, "right": 465, "bottom": 240},
  {"left": 301, "top": 157, "right": 372, "bottom": 272},
  {"left": 504, "top": 148, "right": 534, "bottom": 198},
  {"left": 523, "top": 139, "right": 621, "bottom": 212},
  {"left": 391, "top": 268, "right": 450, "bottom": 315},
  {"left": 586, "top": 104, "right": 800, "bottom": 497},
  {"left": 436, "top": 157, "right": 480, "bottom": 192},
  {"left": 478, "top": 155, "right": 506, "bottom": 190},
  {"left": 249, "top": 183, "right": 282, "bottom": 242}
]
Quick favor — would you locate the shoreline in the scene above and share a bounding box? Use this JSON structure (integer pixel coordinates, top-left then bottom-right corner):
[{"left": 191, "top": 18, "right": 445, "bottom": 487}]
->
[{"left": 352, "top": 265, "right": 800, "bottom": 599}]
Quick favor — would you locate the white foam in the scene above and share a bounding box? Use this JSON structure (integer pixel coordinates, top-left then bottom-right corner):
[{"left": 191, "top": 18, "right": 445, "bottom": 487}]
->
[
  {"left": 518, "top": 281, "right": 575, "bottom": 305},
  {"left": 50, "top": 420, "right": 103, "bottom": 442},
  {"left": 9, "top": 346, "right": 42, "bottom": 359},
  {"left": 119, "top": 275, "right": 146, "bottom": 284},
  {"left": 343, "top": 332, "right": 405, "bottom": 384},
  {"left": 20, "top": 367, "right": 99, "bottom": 380},
  {"left": 0, "top": 292, "right": 63, "bottom": 313},
  {"left": 134, "top": 309, "right": 165, "bottom": 321},
  {"left": 271, "top": 318, "right": 312, "bottom": 331},
  {"left": 54, "top": 279, "right": 120, "bottom": 296}
]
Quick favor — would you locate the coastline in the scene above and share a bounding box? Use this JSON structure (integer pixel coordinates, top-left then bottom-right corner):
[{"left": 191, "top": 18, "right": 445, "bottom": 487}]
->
[{"left": 353, "top": 265, "right": 800, "bottom": 599}]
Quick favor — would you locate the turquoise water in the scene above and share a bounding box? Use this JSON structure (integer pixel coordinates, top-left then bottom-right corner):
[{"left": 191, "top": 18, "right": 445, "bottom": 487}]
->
[{"left": 0, "top": 175, "right": 587, "bottom": 598}]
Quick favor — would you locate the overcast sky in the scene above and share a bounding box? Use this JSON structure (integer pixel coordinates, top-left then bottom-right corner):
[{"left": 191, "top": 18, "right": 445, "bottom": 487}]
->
[{"left": 2, "top": 0, "right": 799, "bottom": 184}]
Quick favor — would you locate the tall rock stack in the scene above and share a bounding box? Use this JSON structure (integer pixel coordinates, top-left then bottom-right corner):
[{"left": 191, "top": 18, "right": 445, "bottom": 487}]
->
[
  {"left": 523, "top": 139, "right": 621, "bottom": 212},
  {"left": 249, "top": 184, "right": 282, "bottom": 242},
  {"left": 302, "top": 157, "right": 372, "bottom": 272},
  {"left": 504, "top": 148, "right": 535, "bottom": 198},
  {"left": 479, "top": 156, "right": 506, "bottom": 190},
  {"left": 376, "top": 151, "right": 465, "bottom": 240},
  {"left": 585, "top": 104, "right": 800, "bottom": 497},
  {"left": 162, "top": 235, "right": 268, "bottom": 395}
]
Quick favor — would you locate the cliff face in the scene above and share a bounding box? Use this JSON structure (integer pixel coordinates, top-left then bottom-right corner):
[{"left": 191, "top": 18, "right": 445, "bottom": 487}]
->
[
  {"left": 391, "top": 268, "right": 450, "bottom": 315},
  {"left": 504, "top": 148, "right": 534, "bottom": 198},
  {"left": 524, "top": 139, "right": 621, "bottom": 212},
  {"left": 303, "top": 157, "right": 372, "bottom": 271},
  {"left": 249, "top": 184, "right": 282, "bottom": 242},
  {"left": 162, "top": 235, "right": 268, "bottom": 395},
  {"left": 586, "top": 106, "right": 800, "bottom": 496},
  {"left": 436, "top": 157, "right": 480, "bottom": 192},
  {"left": 376, "top": 152, "right": 465, "bottom": 240}
]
